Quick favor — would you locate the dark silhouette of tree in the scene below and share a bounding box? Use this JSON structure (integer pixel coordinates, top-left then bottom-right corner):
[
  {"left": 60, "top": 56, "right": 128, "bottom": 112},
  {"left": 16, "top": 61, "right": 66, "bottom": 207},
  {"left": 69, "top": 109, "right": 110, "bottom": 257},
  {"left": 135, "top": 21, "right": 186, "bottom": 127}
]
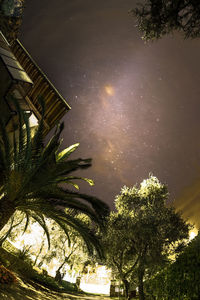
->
[
  {"left": 145, "top": 232, "right": 200, "bottom": 299},
  {"left": 132, "top": 0, "right": 200, "bottom": 40}
]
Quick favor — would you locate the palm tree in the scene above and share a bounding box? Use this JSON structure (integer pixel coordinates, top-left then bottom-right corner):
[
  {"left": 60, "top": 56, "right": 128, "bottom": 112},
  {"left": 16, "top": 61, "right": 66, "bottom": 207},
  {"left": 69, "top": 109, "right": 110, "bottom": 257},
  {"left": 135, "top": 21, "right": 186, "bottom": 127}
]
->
[{"left": 0, "top": 98, "right": 109, "bottom": 257}]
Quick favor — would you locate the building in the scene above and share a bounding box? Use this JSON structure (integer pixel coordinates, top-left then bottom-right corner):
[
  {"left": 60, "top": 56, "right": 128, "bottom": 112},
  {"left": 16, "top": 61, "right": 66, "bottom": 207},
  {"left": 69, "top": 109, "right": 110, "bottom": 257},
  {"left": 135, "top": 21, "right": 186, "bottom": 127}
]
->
[
  {"left": 0, "top": 30, "right": 70, "bottom": 136},
  {"left": 0, "top": 30, "right": 34, "bottom": 133}
]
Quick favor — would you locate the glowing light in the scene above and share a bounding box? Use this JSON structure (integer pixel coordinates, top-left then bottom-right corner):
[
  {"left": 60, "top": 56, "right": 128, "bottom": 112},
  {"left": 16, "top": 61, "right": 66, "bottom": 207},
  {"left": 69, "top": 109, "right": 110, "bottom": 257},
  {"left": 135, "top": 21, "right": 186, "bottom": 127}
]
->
[
  {"left": 80, "top": 282, "right": 110, "bottom": 295},
  {"left": 79, "top": 265, "right": 111, "bottom": 295},
  {"left": 105, "top": 85, "right": 115, "bottom": 96},
  {"left": 189, "top": 230, "right": 197, "bottom": 240},
  {"left": 9, "top": 223, "right": 45, "bottom": 249},
  {"left": 29, "top": 113, "right": 38, "bottom": 127}
]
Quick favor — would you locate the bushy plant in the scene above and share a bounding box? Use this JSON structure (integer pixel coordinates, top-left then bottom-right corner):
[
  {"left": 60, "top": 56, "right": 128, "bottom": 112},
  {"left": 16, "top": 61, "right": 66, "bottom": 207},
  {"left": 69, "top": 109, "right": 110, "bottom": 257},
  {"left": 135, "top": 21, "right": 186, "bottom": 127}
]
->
[
  {"left": 0, "top": 265, "right": 17, "bottom": 284},
  {"left": 16, "top": 246, "right": 33, "bottom": 265},
  {"left": 30, "top": 272, "right": 62, "bottom": 291},
  {"left": 61, "top": 280, "right": 78, "bottom": 292},
  {"left": 145, "top": 233, "right": 200, "bottom": 300},
  {"left": 29, "top": 271, "right": 77, "bottom": 292}
]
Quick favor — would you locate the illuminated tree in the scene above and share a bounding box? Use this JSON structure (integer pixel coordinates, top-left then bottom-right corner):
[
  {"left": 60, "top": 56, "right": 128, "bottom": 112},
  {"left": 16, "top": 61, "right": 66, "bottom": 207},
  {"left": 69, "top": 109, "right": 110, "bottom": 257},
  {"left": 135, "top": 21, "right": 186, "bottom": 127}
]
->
[
  {"left": 0, "top": 98, "right": 109, "bottom": 257},
  {"left": 36, "top": 217, "right": 90, "bottom": 281},
  {"left": 132, "top": 0, "right": 200, "bottom": 40},
  {"left": 3, "top": 214, "right": 90, "bottom": 280},
  {"left": 102, "top": 175, "right": 190, "bottom": 300},
  {"left": 0, "top": 211, "right": 24, "bottom": 246}
]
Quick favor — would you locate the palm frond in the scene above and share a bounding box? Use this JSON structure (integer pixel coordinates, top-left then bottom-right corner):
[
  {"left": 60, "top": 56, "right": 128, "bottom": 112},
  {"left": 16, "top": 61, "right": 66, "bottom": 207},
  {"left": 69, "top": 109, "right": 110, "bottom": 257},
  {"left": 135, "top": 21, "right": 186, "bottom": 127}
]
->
[
  {"left": 23, "top": 112, "right": 32, "bottom": 169},
  {"left": 27, "top": 186, "right": 108, "bottom": 225},
  {"left": 22, "top": 211, "right": 30, "bottom": 234},
  {"left": 51, "top": 158, "right": 93, "bottom": 177},
  {"left": 29, "top": 212, "right": 51, "bottom": 249},
  {"left": 13, "top": 97, "right": 26, "bottom": 165},
  {"left": 31, "top": 97, "right": 45, "bottom": 159},
  {"left": 12, "top": 129, "right": 19, "bottom": 170},
  {"left": 55, "top": 176, "right": 94, "bottom": 186},
  {"left": 56, "top": 143, "right": 80, "bottom": 162},
  {"left": 0, "top": 97, "right": 110, "bottom": 257},
  {"left": 41, "top": 123, "right": 63, "bottom": 163},
  {"left": 46, "top": 209, "right": 104, "bottom": 259}
]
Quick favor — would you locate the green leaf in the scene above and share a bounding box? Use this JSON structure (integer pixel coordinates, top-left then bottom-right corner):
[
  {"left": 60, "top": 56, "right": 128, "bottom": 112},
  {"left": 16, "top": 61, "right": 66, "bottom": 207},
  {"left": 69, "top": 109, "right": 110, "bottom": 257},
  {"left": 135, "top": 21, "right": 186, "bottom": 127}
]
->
[
  {"left": 56, "top": 143, "right": 80, "bottom": 162},
  {"left": 0, "top": 96, "right": 109, "bottom": 260},
  {"left": 67, "top": 181, "right": 80, "bottom": 190},
  {"left": 56, "top": 176, "right": 94, "bottom": 186}
]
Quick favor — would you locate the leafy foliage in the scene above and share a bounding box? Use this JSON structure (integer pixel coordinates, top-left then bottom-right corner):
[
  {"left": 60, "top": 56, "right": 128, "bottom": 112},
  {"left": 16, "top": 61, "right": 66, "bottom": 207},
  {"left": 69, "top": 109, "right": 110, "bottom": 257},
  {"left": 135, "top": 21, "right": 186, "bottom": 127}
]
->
[
  {"left": 27, "top": 217, "right": 91, "bottom": 278},
  {"left": 30, "top": 271, "right": 78, "bottom": 292},
  {"left": 0, "top": 97, "right": 109, "bottom": 258},
  {"left": 102, "top": 175, "right": 190, "bottom": 300},
  {"left": 0, "top": 243, "right": 77, "bottom": 292},
  {"left": 102, "top": 211, "right": 139, "bottom": 298},
  {"left": 0, "top": 265, "right": 17, "bottom": 284},
  {"left": 145, "top": 233, "right": 200, "bottom": 300},
  {"left": 132, "top": 0, "right": 200, "bottom": 40},
  {"left": 61, "top": 280, "right": 78, "bottom": 292},
  {"left": 0, "top": 211, "right": 95, "bottom": 280},
  {"left": 0, "top": 211, "right": 25, "bottom": 246}
]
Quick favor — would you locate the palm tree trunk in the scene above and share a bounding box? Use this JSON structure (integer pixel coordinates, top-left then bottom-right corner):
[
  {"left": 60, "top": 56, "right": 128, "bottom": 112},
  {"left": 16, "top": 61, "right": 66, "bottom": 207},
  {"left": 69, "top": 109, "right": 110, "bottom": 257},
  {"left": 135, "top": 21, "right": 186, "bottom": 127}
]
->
[{"left": 0, "top": 198, "right": 15, "bottom": 231}]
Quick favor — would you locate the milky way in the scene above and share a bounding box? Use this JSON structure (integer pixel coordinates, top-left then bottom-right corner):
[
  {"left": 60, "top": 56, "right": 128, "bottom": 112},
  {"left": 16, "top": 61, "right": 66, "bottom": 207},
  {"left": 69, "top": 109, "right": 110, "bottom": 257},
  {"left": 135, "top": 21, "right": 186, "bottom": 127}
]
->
[{"left": 21, "top": 0, "right": 200, "bottom": 228}]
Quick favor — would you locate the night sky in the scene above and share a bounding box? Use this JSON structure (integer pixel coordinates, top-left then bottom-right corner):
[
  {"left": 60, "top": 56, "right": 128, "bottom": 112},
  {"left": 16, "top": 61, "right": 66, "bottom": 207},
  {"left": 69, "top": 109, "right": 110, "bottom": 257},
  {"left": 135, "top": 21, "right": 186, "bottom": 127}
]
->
[{"left": 21, "top": 0, "right": 200, "bottom": 229}]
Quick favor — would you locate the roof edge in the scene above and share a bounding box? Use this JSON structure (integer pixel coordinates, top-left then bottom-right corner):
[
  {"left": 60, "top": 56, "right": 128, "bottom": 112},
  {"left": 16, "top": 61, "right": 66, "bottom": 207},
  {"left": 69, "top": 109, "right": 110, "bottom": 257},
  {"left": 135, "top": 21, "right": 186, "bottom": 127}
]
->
[{"left": 13, "top": 39, "right": 71, "bottom": 110}]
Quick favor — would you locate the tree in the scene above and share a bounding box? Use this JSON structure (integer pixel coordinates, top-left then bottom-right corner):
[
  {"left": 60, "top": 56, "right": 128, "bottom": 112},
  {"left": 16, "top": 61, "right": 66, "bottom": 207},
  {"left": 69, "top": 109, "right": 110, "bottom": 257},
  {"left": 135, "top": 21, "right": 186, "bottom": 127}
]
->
[
  {"left": 0, "top": 211, "right": 24, "bottom": 246},
  {"left": 145, "top": 232, "right": 200, "bottom": 299},
  {"left": 36, "top": 217, "right": 90, "bottom": 280},
  {"left": 0, "top": 98, "right": 109, "bottom": 257},
  {"left": 132, "top": 0, "right": 200, "bottom": 41},
  {"left": 3, "top": 213, "right": 92, "bottom": 280},
  {"left": 102, "top": 212, "right": 139, "bottom": 299},
  {"left": 102, "top": 175, "right": 190, "bottom": 300}
]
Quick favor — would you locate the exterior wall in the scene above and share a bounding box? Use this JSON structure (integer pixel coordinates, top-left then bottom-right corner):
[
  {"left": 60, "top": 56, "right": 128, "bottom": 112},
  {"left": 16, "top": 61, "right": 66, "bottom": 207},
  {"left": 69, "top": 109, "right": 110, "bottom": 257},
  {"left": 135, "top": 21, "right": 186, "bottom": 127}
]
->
[
  {"left": 0, "top": 30, "right": 33, "bottom": 132},
  {"left": 0, "top": 30, "right": 70, "bottom": 136},
  {"left": 11, "top": 40, "right": 71, "bottom": 135}
]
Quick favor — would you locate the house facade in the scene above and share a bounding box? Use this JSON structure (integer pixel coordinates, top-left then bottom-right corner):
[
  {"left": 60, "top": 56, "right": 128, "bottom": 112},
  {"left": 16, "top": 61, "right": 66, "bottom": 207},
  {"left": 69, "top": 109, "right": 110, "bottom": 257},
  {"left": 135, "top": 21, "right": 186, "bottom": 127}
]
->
[{"left": 0, "top": 31, "right": 70, "bottom": 136}]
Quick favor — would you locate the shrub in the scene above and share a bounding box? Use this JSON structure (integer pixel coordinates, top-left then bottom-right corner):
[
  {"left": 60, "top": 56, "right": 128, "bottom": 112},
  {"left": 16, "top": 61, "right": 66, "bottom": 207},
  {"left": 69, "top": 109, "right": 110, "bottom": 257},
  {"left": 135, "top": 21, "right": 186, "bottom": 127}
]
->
[
  {"left": 30, "top": 271, "right": 78, "bottom": 292},
  {"left": 61, "top": 280, "right": 78, "bottom": 292},
  {"left": 145, "top": 233, "right": 200, "bottom": 300},
  {"left": 0, "top": 265, "right": 17, "bottom": 284},
  {"left": 30, "top": 272, "right": 62, "bottom": 291}
]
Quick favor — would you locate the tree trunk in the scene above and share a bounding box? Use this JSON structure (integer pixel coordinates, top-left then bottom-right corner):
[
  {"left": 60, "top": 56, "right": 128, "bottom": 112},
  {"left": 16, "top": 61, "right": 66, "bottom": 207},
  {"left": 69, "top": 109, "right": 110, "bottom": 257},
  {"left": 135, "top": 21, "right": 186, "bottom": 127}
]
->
[
  {"left": 55, "top": 269, "right": 62, "bottom": 283},
  {"left": 138, "top": 269, "right": 145, "bottom": 300},
  {"left": 0, "top": 200, "right": 15, "bottom": 232},
  {"left": 33, "top": 241, "right": 44, "bottom": 266},
  {"left": 55, "top": 260, "right": 66, "bottom": 283},
  {"left": 122, "top": 278, "right": 130, "bottom": 299}
]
